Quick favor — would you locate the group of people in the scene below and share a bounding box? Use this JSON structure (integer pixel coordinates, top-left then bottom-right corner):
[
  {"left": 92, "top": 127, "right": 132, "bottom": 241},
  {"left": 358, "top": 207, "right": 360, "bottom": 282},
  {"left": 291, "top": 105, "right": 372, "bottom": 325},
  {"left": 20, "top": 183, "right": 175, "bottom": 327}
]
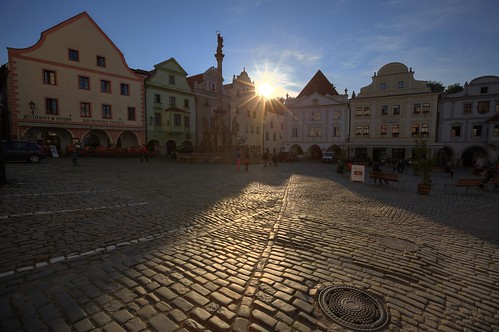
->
[{"left": 234, "top": 148, "right": 279, "bottom": 171}]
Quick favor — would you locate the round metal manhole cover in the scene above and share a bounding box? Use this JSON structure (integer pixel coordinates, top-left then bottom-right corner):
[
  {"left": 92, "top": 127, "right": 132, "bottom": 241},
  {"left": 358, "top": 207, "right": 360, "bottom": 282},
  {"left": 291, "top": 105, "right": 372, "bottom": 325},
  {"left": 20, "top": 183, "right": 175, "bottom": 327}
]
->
[
  {"left": 318, "top": 285, "right": 389, "bottom": 331},
  {"left": 376, "top": 236, "right": 419, "bottom": 252}
]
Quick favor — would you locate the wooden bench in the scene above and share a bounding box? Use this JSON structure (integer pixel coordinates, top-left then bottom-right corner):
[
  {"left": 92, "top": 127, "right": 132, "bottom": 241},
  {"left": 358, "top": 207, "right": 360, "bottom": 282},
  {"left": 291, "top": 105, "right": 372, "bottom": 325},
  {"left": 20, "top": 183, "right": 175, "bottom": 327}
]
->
[
  {"left": 454, "top": 178, "right": 483, "bottom": 195},
  {"left": 369, "top": 171, "right": 400, "bottom": 187}
]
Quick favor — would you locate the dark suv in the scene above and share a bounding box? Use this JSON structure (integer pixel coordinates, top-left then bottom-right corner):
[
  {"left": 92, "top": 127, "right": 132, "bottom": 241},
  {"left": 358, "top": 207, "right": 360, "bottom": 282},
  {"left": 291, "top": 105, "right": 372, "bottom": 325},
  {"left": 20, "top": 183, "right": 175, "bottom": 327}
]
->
[{"left": 2, "top": 140, "right": 46, "bottom": 163}]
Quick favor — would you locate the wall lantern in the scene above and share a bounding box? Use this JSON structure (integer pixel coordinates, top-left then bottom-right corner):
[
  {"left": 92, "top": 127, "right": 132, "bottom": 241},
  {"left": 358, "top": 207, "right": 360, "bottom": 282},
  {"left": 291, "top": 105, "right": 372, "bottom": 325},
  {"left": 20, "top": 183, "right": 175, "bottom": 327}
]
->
[{"left": 29, "top": 100, "right": 36, "bottom": 114}]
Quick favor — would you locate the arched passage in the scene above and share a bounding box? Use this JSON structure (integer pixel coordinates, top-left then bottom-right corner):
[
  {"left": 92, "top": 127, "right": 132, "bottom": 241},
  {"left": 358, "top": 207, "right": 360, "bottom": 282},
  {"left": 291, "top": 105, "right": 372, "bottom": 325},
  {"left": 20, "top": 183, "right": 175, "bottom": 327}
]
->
[
  {"left": 461, "top": 146, "right": 489, "bottom": 167},
  {"left": 116, "top": 130, "right": 139, "bottom": 148}
]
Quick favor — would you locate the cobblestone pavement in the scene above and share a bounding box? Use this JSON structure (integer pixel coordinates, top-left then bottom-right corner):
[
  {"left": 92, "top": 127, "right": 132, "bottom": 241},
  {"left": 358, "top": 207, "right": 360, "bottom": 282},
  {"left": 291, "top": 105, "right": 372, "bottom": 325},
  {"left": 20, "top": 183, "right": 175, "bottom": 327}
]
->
[{"left": 0, "top": 157, "right": 498, "bottom": 331}]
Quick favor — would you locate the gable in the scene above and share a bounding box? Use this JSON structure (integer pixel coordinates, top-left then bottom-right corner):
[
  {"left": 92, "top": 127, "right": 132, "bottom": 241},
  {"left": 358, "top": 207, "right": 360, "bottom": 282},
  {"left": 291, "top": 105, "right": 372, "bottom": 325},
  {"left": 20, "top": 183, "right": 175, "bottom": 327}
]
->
[{"left": 8, "top": 12, "right": 139, "bottom": 79}]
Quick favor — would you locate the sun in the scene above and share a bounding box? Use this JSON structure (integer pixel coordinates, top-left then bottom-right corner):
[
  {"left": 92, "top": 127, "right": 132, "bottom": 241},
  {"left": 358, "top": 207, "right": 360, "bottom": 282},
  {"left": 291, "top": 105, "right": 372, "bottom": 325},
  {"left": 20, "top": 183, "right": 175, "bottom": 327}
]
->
[{"left": 257, "top": 82, "right": 275, "bottom": 98}]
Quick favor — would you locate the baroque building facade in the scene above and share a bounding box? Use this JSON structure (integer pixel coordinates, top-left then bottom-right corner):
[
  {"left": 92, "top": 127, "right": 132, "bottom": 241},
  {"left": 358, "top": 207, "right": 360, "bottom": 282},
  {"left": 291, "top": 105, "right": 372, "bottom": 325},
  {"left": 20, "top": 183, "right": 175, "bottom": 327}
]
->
[
  {"left": 283, "top": 70, "right": 350, "bottom": 159},
  {"left": 438, "top": 76, "right": 499, "bottom": 167},
  {"left": 349, "top": 62, "right": 441, "bottom": 163},
  {"left": 142, "top": 58, "right": 196, "bottom": 155},
  {"left": 6, "top": 12, "right": 145, "bottom": 153}
]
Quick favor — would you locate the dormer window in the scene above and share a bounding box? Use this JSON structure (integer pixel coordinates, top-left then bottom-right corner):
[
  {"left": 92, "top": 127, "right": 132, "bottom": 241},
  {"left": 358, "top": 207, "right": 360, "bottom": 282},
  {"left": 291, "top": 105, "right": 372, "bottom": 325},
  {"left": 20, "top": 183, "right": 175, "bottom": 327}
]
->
[{"left": 480, "top": 86, "right": 488, "bottom": 94}]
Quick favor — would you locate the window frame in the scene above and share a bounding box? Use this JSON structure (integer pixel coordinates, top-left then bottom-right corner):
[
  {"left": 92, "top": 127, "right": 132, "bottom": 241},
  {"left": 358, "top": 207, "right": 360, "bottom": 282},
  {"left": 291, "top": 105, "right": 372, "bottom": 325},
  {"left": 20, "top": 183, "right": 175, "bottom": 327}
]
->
[
  {"left": 68, "top": 49, "right": 79, "bottom": 61},
  {"left": 96, "top": 56, "right": 106, "bottom": 67},
  {"left": 102, "top": 104, "right": 112, "bottom": 119},
  {"left": 45, "top": 98, "right": 59, "bottom": 115},
  {"left": 127, "top": 107, "right": 136, "bottom": 121},
  {"left": 100, "top": 80, "right": 111, "bottom": 93},
  {"left": 79, "top": 76, "right": 90, "bottom": 90},
  {"left": 120, "top": 83, "right": 130, "bottom": 96},
  {"left": 43, "top": 69, "right": 57, "bottom": 85},
  {"left": 80, "top": 102, "right": 91, "bottom": 117}
]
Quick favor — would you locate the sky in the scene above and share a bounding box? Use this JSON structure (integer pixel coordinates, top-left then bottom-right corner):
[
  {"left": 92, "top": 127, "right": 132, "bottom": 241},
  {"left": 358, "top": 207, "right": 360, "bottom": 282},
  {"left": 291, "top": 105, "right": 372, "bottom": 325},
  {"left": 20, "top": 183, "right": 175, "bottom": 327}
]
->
[{"left": 1, "top": 0, "right": 498, "bottom": 99}]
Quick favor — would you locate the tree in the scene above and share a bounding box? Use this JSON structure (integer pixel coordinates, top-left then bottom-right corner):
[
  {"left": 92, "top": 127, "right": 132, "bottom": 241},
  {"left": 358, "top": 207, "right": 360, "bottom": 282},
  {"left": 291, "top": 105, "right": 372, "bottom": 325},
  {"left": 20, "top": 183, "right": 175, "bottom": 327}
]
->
[
  {"left": 444, "top": 83, "right": 464, "bottom": 95},
  {"left": 426, "top": 81, "right": 445, "bottom": 92}
]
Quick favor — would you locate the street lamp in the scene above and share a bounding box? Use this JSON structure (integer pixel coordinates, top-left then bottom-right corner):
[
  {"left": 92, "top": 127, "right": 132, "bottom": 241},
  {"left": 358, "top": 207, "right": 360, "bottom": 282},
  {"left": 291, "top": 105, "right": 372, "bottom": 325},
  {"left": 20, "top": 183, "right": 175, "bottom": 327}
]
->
[{"left": 29, "top": 100, "right": 36, "bottom": 115}]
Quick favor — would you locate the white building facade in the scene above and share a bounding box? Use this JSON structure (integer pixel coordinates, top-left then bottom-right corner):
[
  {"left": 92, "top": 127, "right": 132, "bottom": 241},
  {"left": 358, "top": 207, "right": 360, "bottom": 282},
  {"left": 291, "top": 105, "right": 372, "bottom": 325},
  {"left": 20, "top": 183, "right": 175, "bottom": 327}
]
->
[
  {"left": 283, "top": 70, "right": 349, "bottom": 159},
  {"left": 438, "top": 76, "right": 499, "bottom": 167},
  {"left": 349, "top": 62, "right": 440, "bottom": 163}
]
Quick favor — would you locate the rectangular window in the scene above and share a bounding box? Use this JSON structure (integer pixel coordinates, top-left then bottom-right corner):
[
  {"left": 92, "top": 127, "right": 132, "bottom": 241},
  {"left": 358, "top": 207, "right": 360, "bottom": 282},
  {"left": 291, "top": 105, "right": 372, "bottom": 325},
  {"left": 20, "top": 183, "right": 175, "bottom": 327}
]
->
[
  {"left": 311, "top": 112, "right": 321, "bottom": 120},
  {"left": 393, "top": 105, "right": 400, "bottom": 115},
  {"left": 493, "top": 125, "right": 499, "bottom": 136},
  {"left": 380, "top": 124, "right": 387, "bottom": 135},
  {"left": 68, "top": 49, "right": 79, "bottom": 61},
  {"left": 43, "top": 70, "right": 56, "bottom": 85},
  {"left": 101, "top": 80, "right": 111, "bottom": 93},
  {"left": 154, "top": 94, "right": 161, "bottom": 103},
  {"left": 154, "top": 113, "right": 161, "bottom": 125},
  {"left": 421, "top": 123, "right": 429, "bottom": 134},
  {"left": 46, "top": 98, "right": 58, "bottom": 115},
  {"left": 79, "top": 76, "right": 90, "bottom": 90},
  {"left": 380, "top": 82, "right": 386, "bottom": 90},
  {"left": 169, "top": 75, "right": 175, "bottom": 85},
  {"left": 381, "top": 105, "right": 388, "bottom": 115},
  {"left": 80, "top": 102, "right": 91, "bottom": 117},
  {"left": 355, "top": 125, "right": 362, "bottom": 136},
  {"left": 496, "top": 103, "right": 499, "bottom": 113},
  {"left": 120, "top": 83, "right": 129, "bottom": 96},
  {"left": 451, "top": 126, "right": 461, "bottom": 137},
  {"left": 398, "top": 81, "right": 404, "bottom": 88},
  {"left": 102, "top": 104, "right": 111, "bottom": 119},
  {"left": 472, "top": 125, "right": 482, "bottom": 137},
  {"left": 292, "top": 127, "right": 298, "bottom": 137},
  {"left": 463, "top": 103, "right": 472, "bottom": 114},
  {"left": 363, "top": 107, "right": 370, "bottom": 117},
  {"left": 413, "top": 103, "right": 421, "bottom": 114},
  {"left": 356, "top": 107, "right": 363, "bottom": 117},
  {"left": 174, "top": 114, "right": 181, "bottom": 126},
  {"left": 184, "top": 116, "right": 190, "bottom": 128},
  {"left": 392, "top": 124, "right": 400, "bottom": 135},
  {"left": 422, "top": 102, "right": 430, "bottom": 113},
  {"left": 308, "top": 127, "right": 321, "bottom": 136},
  {"left": 480, "top": 86, "right": 488, "bottom": 94},
  {"left": 363, "top": 125, "right": 369, "bottom": 136},
  {"left": 170, "top": 96, "right": 176, "bottom": 105},
  {"left": 333, "top": 127, "right": 340, "bottom": 137},
  {"left": 266, "top": 132, "right": 269, "bottom": 141},
  {"left": 127, "top": 107, "right": 135, "bottom": 121},
  {"left": 412, "top": 124, "right": 420, "bottom": 136},
  {"left": 96, "top": 56, "right": 106, "bottom": 67},
  {"left": 184, "top": 99, "right": 189, "bottom": 108}
]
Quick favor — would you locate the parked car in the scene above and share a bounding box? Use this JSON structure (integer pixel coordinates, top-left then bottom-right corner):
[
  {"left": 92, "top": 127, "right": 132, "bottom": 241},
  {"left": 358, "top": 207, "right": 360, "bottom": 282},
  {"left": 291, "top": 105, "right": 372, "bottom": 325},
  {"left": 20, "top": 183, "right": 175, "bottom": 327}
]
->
[
  {"left": 2, "top": 140, "right": 46, "bottom": 163},
  {"left": 322, "top": 151, "right": 336, "bottom": 163}
]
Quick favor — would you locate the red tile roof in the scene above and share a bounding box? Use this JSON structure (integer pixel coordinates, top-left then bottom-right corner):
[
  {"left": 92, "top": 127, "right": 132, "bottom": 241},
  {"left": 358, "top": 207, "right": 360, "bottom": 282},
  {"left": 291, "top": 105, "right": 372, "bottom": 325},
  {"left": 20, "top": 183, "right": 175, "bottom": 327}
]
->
[{"left": 297, "top": 70, "right": 338, "bottom": 98}]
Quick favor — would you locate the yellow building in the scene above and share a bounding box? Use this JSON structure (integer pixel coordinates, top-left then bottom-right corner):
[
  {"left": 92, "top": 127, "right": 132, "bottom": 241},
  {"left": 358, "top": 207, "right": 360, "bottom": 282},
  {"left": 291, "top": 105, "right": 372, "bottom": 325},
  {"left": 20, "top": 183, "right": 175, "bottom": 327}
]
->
[{"left": 7, "top": 12, "right": 144, "bottom": 154}]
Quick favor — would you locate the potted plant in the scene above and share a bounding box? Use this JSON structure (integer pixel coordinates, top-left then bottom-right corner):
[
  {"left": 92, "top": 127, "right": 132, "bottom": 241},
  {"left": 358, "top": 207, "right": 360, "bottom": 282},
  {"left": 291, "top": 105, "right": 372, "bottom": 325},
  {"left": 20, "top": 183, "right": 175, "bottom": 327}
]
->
[
  {"left": 413, "top": 135, "right": 434, "bottom": 195},
  {"left": 336, "top": 148, "right": 348, "bottom": 174}
]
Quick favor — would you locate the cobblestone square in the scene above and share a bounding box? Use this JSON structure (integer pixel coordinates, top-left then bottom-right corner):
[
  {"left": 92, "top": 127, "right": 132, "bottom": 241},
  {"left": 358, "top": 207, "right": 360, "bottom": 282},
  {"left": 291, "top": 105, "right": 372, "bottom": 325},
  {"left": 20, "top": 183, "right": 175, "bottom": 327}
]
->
[{"left": 1, "top": 157, "right": 498, "bottom": 331}]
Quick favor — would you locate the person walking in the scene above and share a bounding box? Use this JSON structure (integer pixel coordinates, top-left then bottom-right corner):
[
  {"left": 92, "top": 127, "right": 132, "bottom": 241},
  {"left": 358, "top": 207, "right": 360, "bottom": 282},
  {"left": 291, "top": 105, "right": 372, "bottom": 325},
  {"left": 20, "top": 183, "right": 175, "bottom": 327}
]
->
[
  {"left": 235, "top": 149, "right": 241, "bottom": 171},
  {"left": 140, "top": 144, "right": 149, "bottom": 162},
  {"left": 71, "top": 148, "right": 78, "bottom": 166},
  {"left": 244, "top": 151, "right": 250, "bottom": 171},
  {"left": 262, "top": 149, "right": 269, "bottom": 167}
]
